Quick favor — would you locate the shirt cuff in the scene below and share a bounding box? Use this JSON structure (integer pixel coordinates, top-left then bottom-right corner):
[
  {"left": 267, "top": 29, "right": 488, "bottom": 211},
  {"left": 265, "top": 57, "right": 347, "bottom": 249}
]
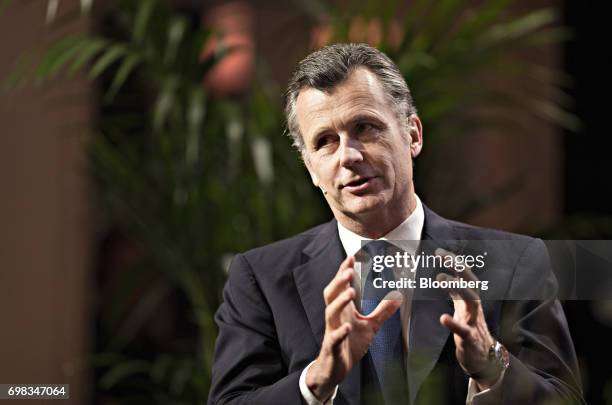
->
[
  {"left": 299, "top": 360, "right": 339, "bottom": 405},
  {"left": 465, "top": 369, "right": 506, "bottom": 405}
]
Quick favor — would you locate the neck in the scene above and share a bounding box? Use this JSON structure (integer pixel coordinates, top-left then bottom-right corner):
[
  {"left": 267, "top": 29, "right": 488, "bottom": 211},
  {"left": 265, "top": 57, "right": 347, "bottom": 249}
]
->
[{"left": 335, "top": 193, "right": 417, "bottom": 239}]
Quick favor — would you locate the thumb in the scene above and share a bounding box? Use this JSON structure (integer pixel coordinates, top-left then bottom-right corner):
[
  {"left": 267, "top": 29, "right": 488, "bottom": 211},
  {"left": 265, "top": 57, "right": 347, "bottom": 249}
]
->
[{"left": 364, "top": 291, "right": 402, "bottom": 328}]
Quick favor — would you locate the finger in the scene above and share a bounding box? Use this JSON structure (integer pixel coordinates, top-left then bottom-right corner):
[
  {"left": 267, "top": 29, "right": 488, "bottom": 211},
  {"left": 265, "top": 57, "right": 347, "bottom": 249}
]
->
[
  {"left": 328, "top": 322, "right": 352, "bottom": 352},
  {"left": 436, "top": 273, "right": 480, "bottom": 302},
  {"left": 458, "top": 265, "right": 480, "bottom": 284},
  {"left": 323, "top": 256, "right": 355, "bottom": 305},
  {"left": 325, "top": 288, "right": 356, "bottom": 327},
  {"left": 435, "top": 248, "right": 479, "bottom": 281},
  {"left": 436, "top": 273, "right": 481, "bottom": 318},
  {"left": 436, "top": 273, "right": 462, "bottom": 301},
  {"left": 440, "top": 313, "right": 470, "bottom": 339},
  {"left": 362, "top": 291, "right": 402, "bottom": 328}
]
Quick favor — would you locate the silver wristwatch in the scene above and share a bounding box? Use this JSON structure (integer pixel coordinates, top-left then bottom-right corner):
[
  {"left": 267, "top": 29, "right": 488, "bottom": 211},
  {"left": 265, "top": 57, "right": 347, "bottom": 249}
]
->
[{"left": 468, "top": 340, "right": 510, "bottom": 381}]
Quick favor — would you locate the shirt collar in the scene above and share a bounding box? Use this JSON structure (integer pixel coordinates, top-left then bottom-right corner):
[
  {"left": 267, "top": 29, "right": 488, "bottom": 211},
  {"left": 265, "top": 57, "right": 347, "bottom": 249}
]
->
[{"left": 337, "top": 194, "right": 424, "bottom": 257}]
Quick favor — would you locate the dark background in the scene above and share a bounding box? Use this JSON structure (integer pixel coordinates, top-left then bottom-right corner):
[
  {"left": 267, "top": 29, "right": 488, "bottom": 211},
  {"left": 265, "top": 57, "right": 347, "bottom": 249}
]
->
[{"left": 563, "top": 1, "right": 612, "bottom": 404}]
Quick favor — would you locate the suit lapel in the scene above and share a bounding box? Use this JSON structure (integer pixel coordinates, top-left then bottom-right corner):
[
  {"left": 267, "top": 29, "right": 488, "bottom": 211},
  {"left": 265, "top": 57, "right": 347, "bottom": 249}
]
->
[
  {"left": 407, "top": 206, "right": 462, "bottom": 404},
  {"left": 292, "top": 219, "right": 361, "bottom": 405},
  {"left": 292, "top": 219, "right": 344, "bottom": 346}
]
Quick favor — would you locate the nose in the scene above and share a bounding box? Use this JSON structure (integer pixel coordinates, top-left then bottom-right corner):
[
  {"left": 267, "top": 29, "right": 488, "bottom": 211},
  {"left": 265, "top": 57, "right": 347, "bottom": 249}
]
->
[{"left": 339, "top": 136, "right": 364, "bottom": 167}]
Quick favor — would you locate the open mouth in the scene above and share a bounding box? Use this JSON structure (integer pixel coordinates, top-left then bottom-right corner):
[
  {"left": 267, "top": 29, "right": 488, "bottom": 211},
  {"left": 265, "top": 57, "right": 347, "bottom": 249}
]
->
[
  {"left": 344, "top": 177, "right": 370, "bottom": 188},
  {"left": 341, "top": 176, "right": 377, "bottom": 193}
]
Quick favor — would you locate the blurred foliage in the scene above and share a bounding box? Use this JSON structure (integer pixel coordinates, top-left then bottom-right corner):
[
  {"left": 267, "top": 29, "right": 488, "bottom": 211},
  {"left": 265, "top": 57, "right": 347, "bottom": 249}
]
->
[
  {"left": 2, "top": 0, "right": 587, "bottom": 402},
  {"left": 4, "top": 0, "right": 324, "bottom": 403},
  {"left": 75, "top": 4, "right": 323, "bottom": 403},
  {"left": 306, "top": 0, "right": 578, "bottom": 142}
]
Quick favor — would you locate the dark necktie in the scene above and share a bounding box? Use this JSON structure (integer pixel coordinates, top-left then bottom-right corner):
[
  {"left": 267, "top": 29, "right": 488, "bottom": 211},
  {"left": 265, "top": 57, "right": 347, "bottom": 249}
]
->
[{"left": 360, "top": 240, "right": 409, "bottom": 404}]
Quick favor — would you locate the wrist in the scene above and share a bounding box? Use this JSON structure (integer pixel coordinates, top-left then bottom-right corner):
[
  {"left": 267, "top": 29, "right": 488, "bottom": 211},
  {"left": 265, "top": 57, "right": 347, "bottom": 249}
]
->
[
  {"left": 305, "top": 359, "right": 335, "bottom": 402},
  {"left": 473, "top": 367, "right": 502, "bottom": 390},
  {"left": 468, "top": 340, "right": 509, "bottom": 389}
]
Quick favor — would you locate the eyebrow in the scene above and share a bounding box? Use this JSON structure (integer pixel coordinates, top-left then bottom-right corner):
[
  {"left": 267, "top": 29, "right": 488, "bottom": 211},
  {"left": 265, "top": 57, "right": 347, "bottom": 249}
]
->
[{"left": 310, "top": 113, "right": 386, "bottom": 142}]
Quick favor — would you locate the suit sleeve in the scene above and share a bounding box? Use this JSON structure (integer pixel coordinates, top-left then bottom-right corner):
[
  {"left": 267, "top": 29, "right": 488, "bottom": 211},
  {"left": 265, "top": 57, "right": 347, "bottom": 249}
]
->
[
  {"left": 478, "top": 238, "right": 585, "bottom": 405},
  {"left": 208, "top": 253, "right": 305, "bottom": 405}
]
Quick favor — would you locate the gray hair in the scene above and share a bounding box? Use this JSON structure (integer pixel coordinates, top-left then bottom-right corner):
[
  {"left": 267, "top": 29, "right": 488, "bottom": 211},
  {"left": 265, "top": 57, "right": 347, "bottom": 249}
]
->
[{"left": 285, "top": 43, "right": 417, "bottom": 153}]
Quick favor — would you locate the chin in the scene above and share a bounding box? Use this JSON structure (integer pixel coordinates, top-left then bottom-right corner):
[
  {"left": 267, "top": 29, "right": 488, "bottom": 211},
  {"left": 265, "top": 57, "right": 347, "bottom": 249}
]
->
[{"left": 343, "top": 195, "right": 387, "bottom": 215}]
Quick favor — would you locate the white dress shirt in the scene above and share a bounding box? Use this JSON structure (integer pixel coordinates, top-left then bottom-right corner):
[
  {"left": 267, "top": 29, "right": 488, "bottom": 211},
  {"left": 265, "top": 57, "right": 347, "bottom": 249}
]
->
[{"left": 299, "top": 195, "right": 503, "bottom": 404}]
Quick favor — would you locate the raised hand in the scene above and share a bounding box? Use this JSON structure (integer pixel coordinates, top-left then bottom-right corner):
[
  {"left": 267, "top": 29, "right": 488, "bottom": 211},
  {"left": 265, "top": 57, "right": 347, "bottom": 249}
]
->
[
  {"left": 435, "top": 248, "right": 501, "bottom": 390},
  {"left": 306, "top": 256, "right": 402, "bottom": 401}
]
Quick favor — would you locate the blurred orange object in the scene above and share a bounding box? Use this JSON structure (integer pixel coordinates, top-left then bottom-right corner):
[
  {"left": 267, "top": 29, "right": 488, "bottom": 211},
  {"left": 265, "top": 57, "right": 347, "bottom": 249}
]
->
[{"left": 201, "top": 1, "right": 254, "bottom": 96}]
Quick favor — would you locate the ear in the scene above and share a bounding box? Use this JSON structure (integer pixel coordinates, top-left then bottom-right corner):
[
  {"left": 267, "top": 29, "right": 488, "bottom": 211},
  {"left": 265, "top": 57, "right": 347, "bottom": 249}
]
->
[{"left": 407, "top": 115, "right": 423, "bottom": 158}]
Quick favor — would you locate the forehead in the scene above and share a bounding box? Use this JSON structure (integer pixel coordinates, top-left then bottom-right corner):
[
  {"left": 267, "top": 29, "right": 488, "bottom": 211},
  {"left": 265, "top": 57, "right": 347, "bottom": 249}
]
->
[{"left": 295, "top": 68, "right": 393, "bottom": 136}]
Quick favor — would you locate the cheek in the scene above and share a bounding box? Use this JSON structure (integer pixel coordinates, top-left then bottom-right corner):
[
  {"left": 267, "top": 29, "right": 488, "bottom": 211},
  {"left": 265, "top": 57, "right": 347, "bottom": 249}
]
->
[
  {"left": 395, "top": 158, "right": 413, "bottom": 184},
  {"left": 373, "top": 149, "right": 397, "bottom": 179},
  {"left": 315, "top": 158, "right": 337, "bottom": 185},
  {"left": 381, "top": 152, "right": 407, "bottom": 184}
]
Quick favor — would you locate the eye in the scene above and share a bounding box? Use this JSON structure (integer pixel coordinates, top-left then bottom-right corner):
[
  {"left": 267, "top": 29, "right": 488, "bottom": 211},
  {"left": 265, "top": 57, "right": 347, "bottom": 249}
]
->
[
  {"left": 315, "top": 134, "right": 335, "bottom": 150},
  {"left": 354, "top": 121, "right": 377, "bottom": 134}
]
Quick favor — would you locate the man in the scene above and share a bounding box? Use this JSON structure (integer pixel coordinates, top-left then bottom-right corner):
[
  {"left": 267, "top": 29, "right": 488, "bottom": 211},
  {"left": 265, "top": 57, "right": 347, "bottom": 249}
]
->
[{"left": 208, "top": 43, "right": 584, "bottom": 404}]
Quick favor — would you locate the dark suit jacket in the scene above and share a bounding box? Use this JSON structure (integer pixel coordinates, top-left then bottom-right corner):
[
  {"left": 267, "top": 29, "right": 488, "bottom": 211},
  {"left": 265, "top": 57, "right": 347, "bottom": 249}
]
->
[{"left": 208, "top": 206, "right": 585, "bottom": 404}]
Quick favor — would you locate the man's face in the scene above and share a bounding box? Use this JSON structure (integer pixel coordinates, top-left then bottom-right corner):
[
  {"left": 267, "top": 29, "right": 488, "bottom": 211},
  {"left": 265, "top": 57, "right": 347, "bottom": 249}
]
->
[{"left": 296, "top": 68, "right": 422, "bottom": 226}]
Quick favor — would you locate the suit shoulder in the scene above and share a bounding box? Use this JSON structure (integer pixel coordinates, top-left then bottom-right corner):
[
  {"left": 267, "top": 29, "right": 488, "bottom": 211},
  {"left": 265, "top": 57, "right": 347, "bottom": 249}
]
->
[
  {"left": 448, "top": 218, "right": 538, "bottom": 243},
  {"left": 237, "top": 221, "right": 331, "bottom": 268}
]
